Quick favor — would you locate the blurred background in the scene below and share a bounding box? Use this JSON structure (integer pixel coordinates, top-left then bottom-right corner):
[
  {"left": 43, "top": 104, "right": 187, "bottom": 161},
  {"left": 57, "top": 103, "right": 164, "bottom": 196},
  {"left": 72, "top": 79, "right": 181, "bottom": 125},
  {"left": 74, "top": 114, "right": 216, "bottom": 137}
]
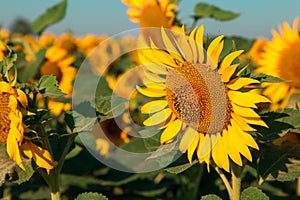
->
[{"left": 1, "top": 0, "right": 300, "bottom": 38}]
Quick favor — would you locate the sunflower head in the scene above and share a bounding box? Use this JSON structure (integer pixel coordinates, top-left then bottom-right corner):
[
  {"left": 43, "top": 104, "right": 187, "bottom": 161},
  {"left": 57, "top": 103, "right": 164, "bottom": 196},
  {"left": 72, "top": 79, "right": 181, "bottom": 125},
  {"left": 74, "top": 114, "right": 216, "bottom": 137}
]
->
[
  {"left": 255, "top": 17, "right": 300, "bottom": 110},
  {"left": 137, "top": 26, "right": 269, "bottom": 172},
  {"left": 0, "top": 82, "right": 27, "bottom": 169},
  {"left": 122, "top": 0, "right": 178, "bottom": 29}
]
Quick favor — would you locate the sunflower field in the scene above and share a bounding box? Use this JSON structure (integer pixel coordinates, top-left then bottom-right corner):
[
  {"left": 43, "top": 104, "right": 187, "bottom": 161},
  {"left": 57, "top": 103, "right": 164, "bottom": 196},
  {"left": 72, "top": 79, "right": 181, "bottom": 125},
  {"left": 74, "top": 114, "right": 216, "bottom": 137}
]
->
[{"left": 0, "top": 0, "right": 300, "bottom": 200}]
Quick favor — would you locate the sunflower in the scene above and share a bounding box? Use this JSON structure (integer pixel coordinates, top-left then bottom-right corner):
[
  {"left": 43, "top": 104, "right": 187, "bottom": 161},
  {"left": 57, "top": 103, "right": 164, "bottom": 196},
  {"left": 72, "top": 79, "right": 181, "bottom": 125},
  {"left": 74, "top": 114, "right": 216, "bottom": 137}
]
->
[
  {"left": 256, "top": 17, "right": 300, "bottom": 110},
  {"left": 136, "top": 26, "right": 269, "bottom": 172},
  {"left": 240, "top": 38, "right": 267, "bottom": 66},
  {"left": 122, "top": 0, "right": 178, "bottom": 29},
  {"left": 41, "top": 45, "right": 77, "bottom": 115},
  {"left": 0, "top": 81, "right": 56, "bottom": 172}
]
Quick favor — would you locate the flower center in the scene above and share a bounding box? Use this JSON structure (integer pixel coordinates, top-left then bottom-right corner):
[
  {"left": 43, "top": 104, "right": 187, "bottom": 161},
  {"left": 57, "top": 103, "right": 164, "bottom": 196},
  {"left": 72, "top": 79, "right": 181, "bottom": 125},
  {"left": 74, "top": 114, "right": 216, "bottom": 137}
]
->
[
  {"left": 166, "top": 62, "right": 232, "bottom": 134},
  {"left": 278, "top": 39, "right": 300, "bottom": 88},
  {"left": 0, "top": 93, "right": 11, "bottom": 143},
  {"left": 40, "top": 61, "right": 63, "bottom": 83},
  {"left": 140, "top": 5, "right": 171, "bottom": 28}
]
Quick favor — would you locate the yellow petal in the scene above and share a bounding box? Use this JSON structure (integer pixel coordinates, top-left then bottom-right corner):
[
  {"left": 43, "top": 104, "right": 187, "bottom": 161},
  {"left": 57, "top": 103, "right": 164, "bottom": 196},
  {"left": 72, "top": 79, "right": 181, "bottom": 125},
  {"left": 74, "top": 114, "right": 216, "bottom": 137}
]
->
[
  {"left": 144, "top": 83, "right": 166, "bottom": 90},
  {"left": 143, "top": 108, "right": 172, "bottom": 126},
  {"left": 21, "top": 141, "right": 57, "bottom": 173},
  {"left": 141, "top": 100, "right": 168, "bottom": 114},
  {"left": 221, "top": 64, "right": 240, "bottom": 82},
  {"left": 231, "top": 122, "right": 259, "bottom": 150},
  {"left": 136, "top": 85, "right": 166, "bottom": 97},
  {"left": 219, "top": 50, "right": 244, "bottom": 73},
  {"left": 231, "top": 113, "right": 256, "bottom": 132},
  {"left": 244, "top": 117, "right": 268, "bottom": 128},
  {"left": 207, "top": 35, "right": 224, "bottom": 66},
  {"left": 161, "top": 27, "right": 181, "bottom": 56},
  {"left": 197, "top": 133, "right": 220, "bottom": 160},
  {"left": 0, "top": 81, "right": 15, "bottom": 94},
  {"left": 6, "top": 132, "right": 24, "bottom": 170},
  {"left": 227, "top": 78, "right": 260, "bottom": 90},
  {"left": 144, "top": 70, "right": 166, "bottom": 83},
  {"left": 212, "top": 137, "right": 230, "bottom": 172},
  {"left": 222, "top": 128, "right": 243, "bottom": 166},
  {"left": 227, "top": 125, "right": 252, "bottom": 162},
  {"left": 232, "top": 103, "right": 260, "bottom": 118},
  {"left": 228, "top": 91, "right": 258, "bottom": 108},
  {"left": 195, "top": 25, "right": 204, "bottom": 49},
  {"left": 187, "top": 133, "right": 199, "bottom": 163},
  {"left": 179, "top": 127, "right": 197, "bottom": 152},
  {"left": 160, "top": 119, "right": 182, "bottom": 143},
  {"left": 16, "top": 89, "right": 28, "bottom": 108}
]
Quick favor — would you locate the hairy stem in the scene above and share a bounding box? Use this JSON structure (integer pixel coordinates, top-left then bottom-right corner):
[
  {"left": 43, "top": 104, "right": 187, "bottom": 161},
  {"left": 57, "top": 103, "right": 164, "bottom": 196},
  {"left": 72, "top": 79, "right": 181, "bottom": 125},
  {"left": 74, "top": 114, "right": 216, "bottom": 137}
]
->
[{"left": 214, "top": 166, "right": 233, "bottom": 199}]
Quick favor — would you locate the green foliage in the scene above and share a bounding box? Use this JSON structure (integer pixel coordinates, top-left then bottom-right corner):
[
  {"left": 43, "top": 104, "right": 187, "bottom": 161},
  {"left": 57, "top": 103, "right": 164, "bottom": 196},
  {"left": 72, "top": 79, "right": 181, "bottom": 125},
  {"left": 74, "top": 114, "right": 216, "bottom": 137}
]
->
[
  {"left": 18, "top": 49, "right": 46, "bottom": 82},
  {"left": 193, "top": 2, "right": 240, "bottom": 21},
  {"left": 200, "top": 194, "right": 223, "bottom": 200},
  {"left": 10, "top": 18, "right": 33, "bottom": 35},
  {"left": 0, "top": 47, "right": 17, "bottom": 82},
  {"left": 95, "top": 95, "right": 127, "bottom": 122},
  {"left": 38, "top": 75, "right": 64, "bottom": 97},
  {"left": 31, "top": 0, "right": 67, "bottom": 34},
  {"left": 252, "top": 73, "right": 288, "bottom": 83},
  {"left": 241, "top": 187, "right": 269, "bottom": 200},
  {"left": 76, "top": 192, "right": 108, "bottom": 200},
  {"left": 11, "top": 160, "right": 35, "bottom": 185},
  {"left": 257, "top": 142, "right": 300, "bottom": 183},
  {"left": 256, "top": 108, "right": 300, "bottom": 142},
  {"left": 165, "top": 156, "right": 198, "bottom": 174}
]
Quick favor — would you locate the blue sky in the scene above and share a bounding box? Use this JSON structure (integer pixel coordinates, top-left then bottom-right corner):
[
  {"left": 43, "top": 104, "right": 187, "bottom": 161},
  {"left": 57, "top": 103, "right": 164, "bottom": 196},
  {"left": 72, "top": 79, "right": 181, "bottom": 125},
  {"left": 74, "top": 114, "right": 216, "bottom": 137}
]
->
[{"left": 0, "top": 0, "right": 299, "bottom": 39}]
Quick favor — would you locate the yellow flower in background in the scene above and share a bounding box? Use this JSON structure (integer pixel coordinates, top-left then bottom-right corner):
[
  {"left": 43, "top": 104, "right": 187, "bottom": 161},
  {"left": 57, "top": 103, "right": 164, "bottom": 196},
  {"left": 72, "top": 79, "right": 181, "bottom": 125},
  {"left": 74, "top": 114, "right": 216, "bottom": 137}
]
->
[
  {"left": 76, "top": 34, "right": 107, "bottom": 56},
  {"left": 0, "top": 81, "right": 56, "bottom": 172},
  {"left": 256, "top": 17, "right": 300, "bottom": 110},
  {"left": 56, "top": 32, "right": 77, "bottom": 52},
  {"left": 0, "top": 40, "right": 8, "bottom": 61},
  {"left": 41, "top": 45, "right": 77, "bottom": 115},
  {"left": 137, "top": 26, "right": 269, "bottom": 172},
  {"left": 39, "top": 32, "right": 56, "bottom": 48},
  {"left": 122, "top": 0, "right": 178, "bottom": 29},
  {"left": 240, "top": 38, "right": 267, "bottom": 66}
]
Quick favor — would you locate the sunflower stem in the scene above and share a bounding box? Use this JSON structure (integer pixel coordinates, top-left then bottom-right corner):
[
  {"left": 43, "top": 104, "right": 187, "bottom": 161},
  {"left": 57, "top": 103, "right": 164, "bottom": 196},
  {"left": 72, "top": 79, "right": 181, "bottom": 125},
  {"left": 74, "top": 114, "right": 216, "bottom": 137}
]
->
[
  {"left": 231, "top": 163, "right": 243, "bottom": 200},
  {"left": 57, "top": 133, "right": 77, "bottom": 174},
  {"left": 214, "top": 166, "right": 233, "bottom": 199},
  {"left": 297, "top": 177, "right": 300, "bottom": 196}
]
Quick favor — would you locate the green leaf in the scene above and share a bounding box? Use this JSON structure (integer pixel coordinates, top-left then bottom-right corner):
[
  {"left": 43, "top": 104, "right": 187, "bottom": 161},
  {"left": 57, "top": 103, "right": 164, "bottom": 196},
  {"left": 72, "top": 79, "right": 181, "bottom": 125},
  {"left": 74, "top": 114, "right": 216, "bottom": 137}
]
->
[
  {"left": 75, "top": 192, "right": 108, "bottom": 200},
  {"left": 18, "top": 49, "right": 46, "bottom": 82},
  {"left": 200, "top": 194, "right": 222, "bottom": 200},
  {"left": 95, "top": 95, "right": 127, "bottom": 121},
  {"left": 241, "top": 187, "right": 269, "bottom": 200},
  {"left": 11, "top": 160, "right": 35, "bottom": 185},
  {"left": 258, "top": 142, "right": 300, "bottom": 183},
  {"left": 254, "top": 111, "right": 293, "bottom": 142},
  {"left": 71, "top": 111, "right": 96, "bottom": 134},
  {"left": 38, "top": 75, "right": 64, "bottom": 97},
  {"left": 276, "top": 108, "right": 300, "bottom": 133},
  {"left": 165, "top": 156, "right": 197, "bottom": 174},
  {"left": 253, "top": 74, "right": 287, "bottom": 83},
  {"left": 31, "top": 0, "right": 67, "bottom": 34},
  {"left": 194, "top": 3, "right": 240, "bottom": 21},
  {"left": 0, "top": 144, "right": 16, "bottom": 186}
]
